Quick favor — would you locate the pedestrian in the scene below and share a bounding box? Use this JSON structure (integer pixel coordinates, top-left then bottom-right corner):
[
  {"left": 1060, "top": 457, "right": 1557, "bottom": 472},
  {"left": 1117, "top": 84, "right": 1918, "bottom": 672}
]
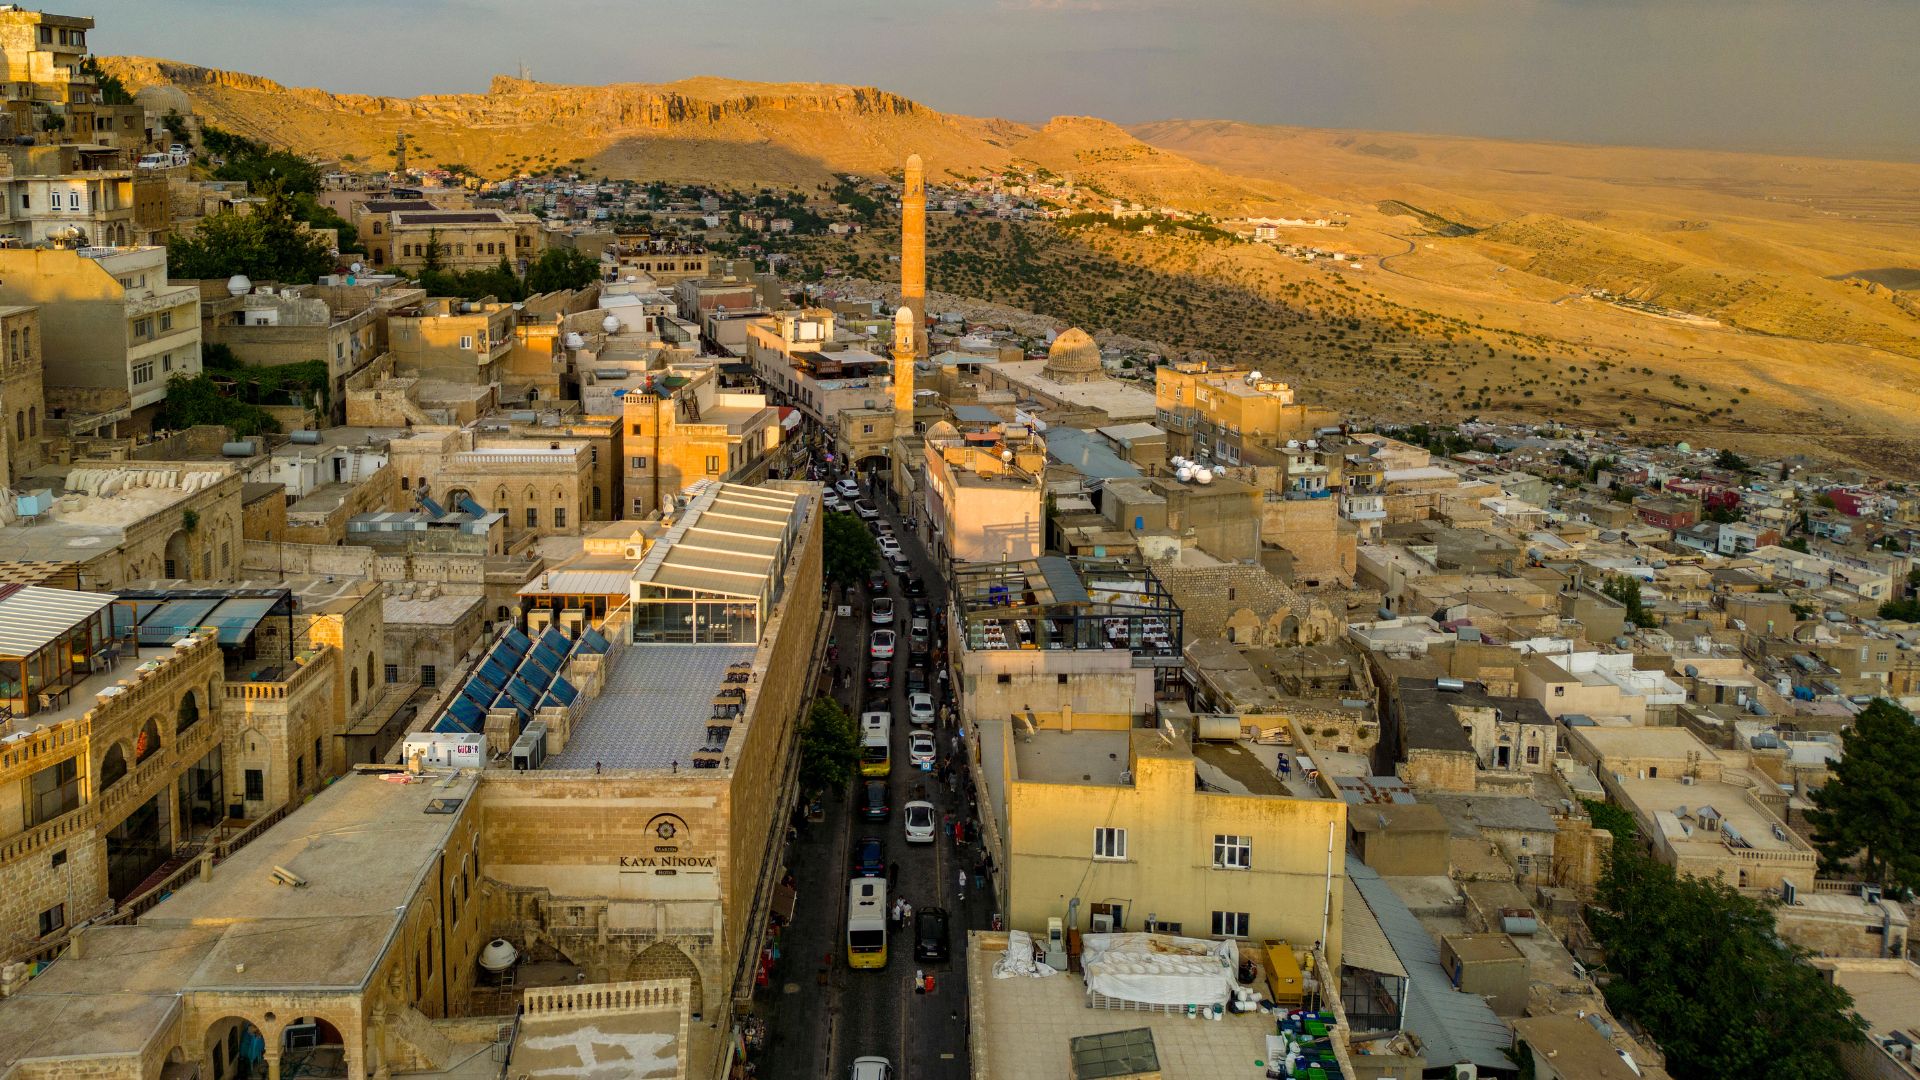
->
[
  {"left": 974, "top": 862, "right": 986, "bottom": 893},
  {"left": 957, "top": 867, "right": 968, "bottom": 900},
  {"left": 950, "top": 732, "right": 961, "bottom": 756}
]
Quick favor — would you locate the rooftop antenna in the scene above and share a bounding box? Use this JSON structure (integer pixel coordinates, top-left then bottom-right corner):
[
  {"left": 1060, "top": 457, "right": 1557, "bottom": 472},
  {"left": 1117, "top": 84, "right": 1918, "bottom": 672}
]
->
[{"left": 518, "top": 59, "right": 533, "bottom": 81}]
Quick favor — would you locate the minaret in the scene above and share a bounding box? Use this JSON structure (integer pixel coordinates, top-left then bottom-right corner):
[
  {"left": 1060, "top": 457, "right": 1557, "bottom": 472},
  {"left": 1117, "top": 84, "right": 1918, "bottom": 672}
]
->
[
  {"left": 900, "top": 153, "right": 927, "bottom": 360},
  {"left": 891, "top": 305, "right": 916, "bottom": 417}
]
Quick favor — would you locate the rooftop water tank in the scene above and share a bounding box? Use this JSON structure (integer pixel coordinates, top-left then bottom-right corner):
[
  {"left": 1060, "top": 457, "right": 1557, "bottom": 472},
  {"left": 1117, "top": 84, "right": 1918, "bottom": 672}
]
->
[
  {"left": 290, "top": 430, "right": 322, "bottom": 445},
  {"left": 1194, "top": 468, "right": 1213, "bottom": 485},
  {"left": 564, "top": 332, "right": 586, "bottom": 350},
  {"left": 478, "top": 939, "right": 518, "bottom": 973},
  {"left": 1176, "top": 467, "right": 1193, "bottom": 482},
  {"left": 226, "top": 274, "right": 251, "bottom": 297},
  {"left": 220, "top": 441, "right": 254, "bottom": 457},
  {"left": 602, "top": 314, "right": 620, "bottom": 334}
]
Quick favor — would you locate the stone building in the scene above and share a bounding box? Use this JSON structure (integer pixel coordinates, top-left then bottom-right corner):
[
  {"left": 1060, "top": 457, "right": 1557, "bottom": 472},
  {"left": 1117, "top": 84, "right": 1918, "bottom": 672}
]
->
[
  {"left": 1148, "top": 559, "right": 1340, "bottom": 649},
  {"left": 980, "top": 330, "right": 1158, "bottom": 429},
  {"left": 387, "top": 426, "right": 593, "bottom": 538},
  {"left": 621, "top": 365, "right": 777, "bottom": 519},
  {"left": 0, "top": 305, "right": 45, "bottom": 487},
  {"left": 0, "top": 462, "right": 245, "bottom": 590},
  {"left": 0, "top": 8, "right": 100, "bottom": 146},
  {"left": 0, "top": 246, "right": 201, "bottom": 434},
  {"left": 1153, "top": 361, "right": 1339, "bottom": 467},
  {"left": 920, "top": 419, "right": 1045, "bottom": 565}
]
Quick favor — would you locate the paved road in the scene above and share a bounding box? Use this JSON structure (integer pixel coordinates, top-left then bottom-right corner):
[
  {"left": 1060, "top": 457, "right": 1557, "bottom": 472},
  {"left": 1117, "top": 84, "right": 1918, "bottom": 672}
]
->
[{"left": 752, "top": 477, "right": 986, "bottom": 1080}]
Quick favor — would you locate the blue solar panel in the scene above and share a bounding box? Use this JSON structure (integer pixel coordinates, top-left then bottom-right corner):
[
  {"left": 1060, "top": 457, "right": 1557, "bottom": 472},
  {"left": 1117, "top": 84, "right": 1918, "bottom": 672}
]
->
[
  {"left": 517, "top": 648, "right": 555, "bottom": 681},
  {"left": 577, "top": 627, "right": 610, "bottom": 654},
  {"left": 473, "top": 655, "right": 514, "bottom": 693},
  {"left": 545, "top": 675, "right": 579, "bottom": 706},
  {"left": 439, "top": 697, "right": 486, "bottom": 732},
  {"left": 418, "top": 496, "right": 448, "bottom": 517},
  {"left": 503, "top": 676, "right": 542, "bottom": 714},
  {"left": 458, "top": 682, "right": 497, "bottom": 712},
  {"left": 457, "top": 496, "right": 488, "bottom": 517},
  {"left": 499, "top": 627, "right": 533, "bottom": 659},
  {"left": 532, "top": 628, "right": 570, "bottom": 669}
]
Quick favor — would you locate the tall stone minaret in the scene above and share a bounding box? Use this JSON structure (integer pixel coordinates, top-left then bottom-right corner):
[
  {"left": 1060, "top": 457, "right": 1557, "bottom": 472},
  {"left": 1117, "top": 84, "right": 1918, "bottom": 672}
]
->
[
  {"left": 891, "top": 305, "right": 916, "bottom": 418},
  {"left": 900, "top": 153, "right": 927, "bottom": 360}
]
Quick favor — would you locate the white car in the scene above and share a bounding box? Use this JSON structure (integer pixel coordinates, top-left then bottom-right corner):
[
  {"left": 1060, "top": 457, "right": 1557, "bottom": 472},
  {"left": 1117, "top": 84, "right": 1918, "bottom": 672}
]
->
[
  {"left": 825, "top": 494, "right": 847, "bottom": 512},
  {"left": 908, "top": 730, "right": 936, "bottom": 768},
  {"left": 907, "top": 692, "right": 935, "bottom": 725},
  {"left": 903, "top": 801, "right": 936, "bottom": 844},
  {"left": 836, "top": 478, "right": 861, "bottom": 498},
  {"left": 870, "top": 597, "right": 894, "bottom": 625},
  {"left": 850, "top": 1057, "right": 893, "bottom": 1080},
  {"left": 855, "top": 500, "right": 880, "bottom": 520},
  {"left": 869, "top": 630, "right": 895, "bottom": 660}
]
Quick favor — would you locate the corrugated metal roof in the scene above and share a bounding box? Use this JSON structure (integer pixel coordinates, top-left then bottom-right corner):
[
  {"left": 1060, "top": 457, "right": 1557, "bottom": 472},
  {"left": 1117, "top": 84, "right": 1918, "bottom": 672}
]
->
[
  {"left": 1346, "top": 858, "right": 1513, "bottom": 1071},
  {"left": 1036, "top": 555, "right": 1091, "bottom": 606},
  {"left": 1042, "top": 427, "right": 1141, "bottom": 481},
  {"left": 0, "top": 585, "right": 115, "bottom": 657},
  {"left": 524, "top": 568, "right": 635, "bottom": 597},
  {"left": 1340, "top": 878, "right": 1406, "bottom": 978}
]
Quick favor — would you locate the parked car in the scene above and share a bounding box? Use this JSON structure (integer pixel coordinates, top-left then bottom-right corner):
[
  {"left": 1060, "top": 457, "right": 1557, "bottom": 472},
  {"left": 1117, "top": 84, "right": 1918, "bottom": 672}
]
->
[
  {"left": 905, "top": 576, "right": 926, "bottom": 598},
  {"left": 903, "top": 800, "right": 936, "bottom": 843},
  {"left": 825, "top": 494, "right": 847, "bottom": 512},
  {"left": 909, "top": 618, "right": 931, "bottom": 653},
  {"left": 908, "top": 731, "right": 936, "bottom": 769},
  {"left": 866, "top": 661, "right": 892, "bottom": 692},
  {"left": 852, "top": 835, "right": 885, "bottom": 878},
  {"left": 850, "top": 1058, "right": 893, "bottom": 1080},
  {"left": 906, "top": 668, "right": 928, "bottom": 695},
  {"left": 861, "top": 781, "right": 890, "bottom": 821},
  {"left": 869, "top": 630, "right": 896, "bottom": 659},
  {"left": 855, "top": 501, "right": 880, "bottom": 519},
  {"left": 907, "top": 692, "right": 935, "bottom": 725},
  {"left": 914, "top": 907, "right": 951, "bottom": 962},
  {"left": 871, "top": 597, "right": 894, "bottom": 625},
  {"left": 867, "top": 570, "right": 888, "bottom": 595},
  {"left": 910, "top": 598, "right": 931, "bottom": 620},
  {"left": 836, "top": 478, "right": 861, "bottom": 498}
]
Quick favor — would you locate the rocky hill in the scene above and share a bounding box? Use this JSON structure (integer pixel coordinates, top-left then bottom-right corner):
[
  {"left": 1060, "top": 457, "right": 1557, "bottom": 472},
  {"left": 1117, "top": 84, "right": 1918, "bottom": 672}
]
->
[{"left": 99, "top": 57, "right": 1271, "bottom": 208}]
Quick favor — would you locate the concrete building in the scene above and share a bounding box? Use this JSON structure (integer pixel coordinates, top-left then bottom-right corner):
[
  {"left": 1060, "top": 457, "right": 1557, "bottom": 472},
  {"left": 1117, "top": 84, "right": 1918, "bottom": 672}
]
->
[
  {"left": 0, "top": 7, "right": 100, "bottom": 147},
  {"left": 622, "top": 364, "right": 778, "bottom": 519},
  {"left": 980, "top": 331, "right": 1157, "bottom": 428},
  {"left": 361, "top": 203, "right": 542, "bottom": 272},
  {"left": 0, "top": 143, "right": 170, "bottom": 248},
  {"left": 1154, "top": 361, "right": 1338, "bottom": 467},
  {"left": 386, "top": 296, "right": 518, "bottom": 386},
  {"left": 0, "top": 245, "right": 200, "bottom": 433},
  {"left": 920, "top": 418, "right": 1045, "bottom": 565},
  {"left": 1384, "top": 678, "right": 1556, "bottom": 792},
  {"left": 199, "top": 280, "right": 420, "bottom": 415},
  {"left": 0, "top": 304, "right": 45, "bottom": 486},
  {"left": 386, "top": 426, "right": 593, "bottom": 539}
]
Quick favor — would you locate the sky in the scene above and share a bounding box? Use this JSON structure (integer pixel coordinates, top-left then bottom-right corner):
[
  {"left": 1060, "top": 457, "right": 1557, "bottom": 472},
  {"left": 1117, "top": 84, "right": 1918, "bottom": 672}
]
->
[{"left": 80, "top": 0, "right": 1920, "bottom": 161}]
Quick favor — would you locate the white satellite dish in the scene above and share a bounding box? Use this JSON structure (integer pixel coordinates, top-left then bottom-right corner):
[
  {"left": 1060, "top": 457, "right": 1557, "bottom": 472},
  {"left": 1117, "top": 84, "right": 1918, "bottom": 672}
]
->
[
  {"left": 1176, "top": 467, "right": 1193, "bottom": 482},
  {"left": 1195, "top": 468, "right": 1213, "bottom": 484}
]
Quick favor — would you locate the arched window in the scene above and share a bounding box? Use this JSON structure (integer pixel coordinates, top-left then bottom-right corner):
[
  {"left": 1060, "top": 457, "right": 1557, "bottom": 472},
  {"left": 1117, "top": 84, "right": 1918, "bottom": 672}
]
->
[
  {"left": 12, "top": 411, "right": 21, "bottom": 439},
  {"left": 98, "top": 744, "right": 127, "bottom": 790},
  {"left": 350, "top": 667, "right": 360, "bottom": 706},
  {"left": 365, "top": 652, "right": 375, "bottom": 694},
  {"left": 26, "top": 405, "right": 34, "bottom": 436},
  {"left": 134, "top": 717, "right": 160, "bottom": 763},
  {"left": 177, "top": 690, "right": 200, "bottom": 734}
]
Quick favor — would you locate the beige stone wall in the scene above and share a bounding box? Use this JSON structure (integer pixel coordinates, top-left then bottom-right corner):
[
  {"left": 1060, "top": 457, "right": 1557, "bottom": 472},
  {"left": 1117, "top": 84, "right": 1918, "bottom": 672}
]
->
[
  {"left": 76, "top": 467, "right": 245, "bottom": 591},
  {"left": 1401, "top": 747, "right": 1476, "bottom": 792},
  {"left": 1262, "top": 497, "right": 1345, "bottom": 584},
  {"left": 240, "top": 488, "right": 287, "bottom": 544},
  {"left": 0, "top": 306, "right": 45, "bottom": 487},
  {"left": 284, "top": 462, "right": 402, "bottom": 547}
]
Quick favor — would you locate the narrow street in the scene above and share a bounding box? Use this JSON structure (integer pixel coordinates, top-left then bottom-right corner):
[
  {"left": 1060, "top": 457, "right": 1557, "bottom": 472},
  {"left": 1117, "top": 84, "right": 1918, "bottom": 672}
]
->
[{"left": 753, "top": 473, "right": 985, "bottom": 1080}]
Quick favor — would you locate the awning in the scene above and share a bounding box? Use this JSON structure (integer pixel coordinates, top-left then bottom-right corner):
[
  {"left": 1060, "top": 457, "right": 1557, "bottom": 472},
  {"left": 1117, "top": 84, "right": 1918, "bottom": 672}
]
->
[
  {"left": 1341, "top": 879, "right": 1406, "bottom": 977},
  {"left": 0, "top": 584, "right": 116, "bottom": 657},
  {"left": 135, "top": 597, "right": 222, "bottom": 645},
  {"left": 202, "top": 597, "right": 280, "bottom": 646}
]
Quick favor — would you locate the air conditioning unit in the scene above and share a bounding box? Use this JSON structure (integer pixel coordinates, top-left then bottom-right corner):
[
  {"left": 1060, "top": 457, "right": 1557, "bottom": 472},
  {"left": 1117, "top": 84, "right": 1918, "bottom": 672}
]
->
[
  {"left": 1090, "top": 913, "right": 1114, "bottom": 934},
  {"left": 527, "top": 609, "right": 554, "bottom": 634},
  {"left": 283, "top": 1023, "right": 319, "bottom": 1049},
  {"left": 511, "top": 722, "right": 548, "bottom": 770}
]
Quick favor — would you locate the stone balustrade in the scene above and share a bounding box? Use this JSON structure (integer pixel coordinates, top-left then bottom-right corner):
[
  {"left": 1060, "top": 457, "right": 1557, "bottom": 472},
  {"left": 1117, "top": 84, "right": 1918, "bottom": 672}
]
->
[{"left": 521, "top": 978, "right": 688, "bottom": 1018}]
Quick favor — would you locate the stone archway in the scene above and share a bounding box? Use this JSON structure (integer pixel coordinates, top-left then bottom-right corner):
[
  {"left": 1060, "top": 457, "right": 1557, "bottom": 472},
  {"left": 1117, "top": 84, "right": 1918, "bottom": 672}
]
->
[
  {"left": 164, "top": 528, "right": 190, "bottom": 580},
  {"left": 624, "top": 941, "right": 704, "bottom": 1019},
  {"left": 177, "top": 688, "right": 201, "bottom": 734},
  {"left": 202, "top": 1015, "right": 264, "bottom": 1080},
  {"left": 135, "top": 716, "right": 161, "bottom": 764},
  {"left": 98, "top": 742, "right": 128, "bottom": 790}
]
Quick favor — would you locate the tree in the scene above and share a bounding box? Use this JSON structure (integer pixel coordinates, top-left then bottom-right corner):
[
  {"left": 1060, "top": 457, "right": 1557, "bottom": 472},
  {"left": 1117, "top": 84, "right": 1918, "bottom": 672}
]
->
[
  {"left": 525, "top": 247, "right": 601, "bottom": 294},
  {"left": 823, "top": 511, "right": 879, "bottom": 587},
  {"left": 797, "top": 697, "right": 861, "bottom": 795},
  {"left": 213, "top": 148, "right": 322, "bottom": 196},
  {"left": 1601, "top": 574, "right": 1656, "bottom": 629},
  {"left": 1714, "top": 448, "right": 1751, "bottom": 472},
  {"left": 1878, "top": 598, "right": 1920, "bottom": 622},
  {"left": 1806, "top": 699, "right": 1920, "bottom": 890},
  {"left": 156, "top": 374, "right": 280, "bottom": 437},
  {"left": 165, "top": 185, "right": 336, "bottom": 284},
  {"left": 1589, "top": 843, "right": 1864, "bottom": 1079},
  {"left": 80, "top": 57, "right": 132, "bottom": 105}
]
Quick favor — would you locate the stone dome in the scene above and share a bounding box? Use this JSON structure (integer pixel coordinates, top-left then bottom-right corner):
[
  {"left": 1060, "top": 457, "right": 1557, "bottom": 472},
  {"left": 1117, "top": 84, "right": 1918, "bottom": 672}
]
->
[{"left": 1043, "top": 327, "right": 1103, "bottom": 383}]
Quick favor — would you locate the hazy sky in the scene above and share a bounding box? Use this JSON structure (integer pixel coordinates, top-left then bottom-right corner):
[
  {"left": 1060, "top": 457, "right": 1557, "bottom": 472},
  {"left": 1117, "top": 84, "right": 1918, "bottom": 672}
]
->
[{"left": 82, "top": 0, "right": 1919, "bottom": 160}]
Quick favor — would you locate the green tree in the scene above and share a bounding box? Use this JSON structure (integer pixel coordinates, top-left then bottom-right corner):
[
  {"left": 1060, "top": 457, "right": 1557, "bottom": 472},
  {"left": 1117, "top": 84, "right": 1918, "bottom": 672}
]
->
[
  {"left": 212, "top": 148, "right": 322, "bottom": 196},
  {"left": 1589, "top": 843, "right": 1864, "bottom": 1079},
  {"left": 1805, "top": 699, "right": 1920, "bottom": 890},
  {"left": 525, "top": 247, "right": 601, "bottom": 294},
  {"left": 797, "top": 697, "right": 861, "bottom": 794},
  {"left": 1714, "top": 448, "right": 1751, "bottom": 472},
  {"left": 1878, "top": 598, "right": 1920, "bottom": 622},
  {"left": 155, "top": 374, "right": 280, "bottom": 437},
  {"left": 823, "top": 511, "right": 879, "bottom": 587},
  {"left": 80, "top": 57, "right": 132, "bottom": 105},
  {"left": 1601, "top": 574, "right": 1656, "bottom": 629},
  {"left": 165, "top": 185, "right": 335, "bottom": 284}
]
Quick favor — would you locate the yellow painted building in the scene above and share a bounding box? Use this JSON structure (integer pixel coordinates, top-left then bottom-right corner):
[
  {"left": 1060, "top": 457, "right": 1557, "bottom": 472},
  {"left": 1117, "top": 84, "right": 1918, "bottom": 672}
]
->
[
  {"left": 0, "top": 7, "right": 97, "bottom": 146},
  {"left": 1154, "top": 362, "right": 1338, "bottom": 467},
  {"left": 995, "top": 720, "right": 1345, "bottom": 960},
  {"left": 621, "top": 366, "right": 777, "bottom": 518}
]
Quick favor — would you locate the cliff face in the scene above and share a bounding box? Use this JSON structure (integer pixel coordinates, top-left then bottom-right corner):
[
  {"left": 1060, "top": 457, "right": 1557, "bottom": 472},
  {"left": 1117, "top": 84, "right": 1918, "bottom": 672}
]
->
[{"left": 94, "top": 57, "right": 1264, "bottom": 208}]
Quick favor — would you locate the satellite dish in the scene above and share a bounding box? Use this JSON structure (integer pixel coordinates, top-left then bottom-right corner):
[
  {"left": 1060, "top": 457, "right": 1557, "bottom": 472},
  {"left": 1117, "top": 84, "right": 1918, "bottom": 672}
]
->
[
  {"left": 1286, "top": 439, "right": 1300, "bottom": 450},
  {"left": 226, "top": 274, "right": 251, "bottom": 297},
  {"left": 1306, "top": 439, "right": 1319, "bottom": 450},
  {"left": 564, "top": 332, "right": 586, "bottom": 350},
  {"left": 349, "top": 262, "right": 363, "bottom": 275},
  {"left": 1195, "top": 468, "right": 1213, "bottom": 484},
  {"left": 1248, "top": 370, "right": 1263, "bottom": 382},
  {"left": 1176, "top": 467, "right": 1193, "bottom": 482},
  {"left": 602, "top": 314, "right": 621, "bottom": 334},
  {"left": 1001, "top": 450, "right": 1014, "bottom": 463}
]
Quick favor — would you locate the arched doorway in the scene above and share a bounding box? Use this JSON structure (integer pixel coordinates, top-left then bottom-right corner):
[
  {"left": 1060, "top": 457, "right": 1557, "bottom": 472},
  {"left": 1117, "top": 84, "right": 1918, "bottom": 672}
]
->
[
  {"left": 163, "top": 529, "right": 189, "bottom": 580},
  {"left": 203, "top": 1017, "right": 264, "bottom": 1080},
  {"left": 177, "top": 690, "right": 200, "bottom": 734},
  {"left": 280, "top": 1015, "right": 348, "bottom": 1073},
  {"left": 134, "top": 717, "right": 161, "bottom": 764},
  {"left": 625, "top": 942, "right": 704, "bottom": 1019}
]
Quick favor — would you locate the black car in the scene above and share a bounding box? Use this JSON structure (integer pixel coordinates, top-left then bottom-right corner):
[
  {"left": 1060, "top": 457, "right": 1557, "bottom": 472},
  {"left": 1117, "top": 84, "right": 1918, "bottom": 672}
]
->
[
  {"left": 906, "top": 668, "right": 928, "bottom": 695},
  {"left": 866, "top": 661, "right": 892, "bottom": 691},
  {"left": 910, "top": 598, "right": 932, "bottom": 620},
  {"left": 867, "top": 570, "right": 888, "bottom": 594},
  {"left": 860, "top": 780, "right": 890, "bottom": 820},
  {"left": 905, "top": 576, "right": 926, "bottom": 598},
  {"left": 852, "top": 835, "right": 885, "bottom": 878},
  {"left": 914, "top": 906, "right": 951, "bottom": 962}
]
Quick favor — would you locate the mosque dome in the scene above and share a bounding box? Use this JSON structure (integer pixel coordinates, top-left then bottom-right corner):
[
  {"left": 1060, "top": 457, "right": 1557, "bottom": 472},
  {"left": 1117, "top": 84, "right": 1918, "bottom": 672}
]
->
[{"left": 1043, "top": 327, "right": 1103, "bottom": 383}]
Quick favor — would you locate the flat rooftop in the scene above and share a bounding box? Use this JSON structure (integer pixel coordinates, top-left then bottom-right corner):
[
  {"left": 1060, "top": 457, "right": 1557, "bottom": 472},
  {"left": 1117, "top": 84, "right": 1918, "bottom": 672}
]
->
[
  {"left": 1573, "top": 724, "right": 1721, "bottom": 765},
  {"left": 0, "top": 771, "right": 478, "bottom": 1068},
  {"left": 992, "top": 361, "right": 1157, "bottom": 421},
  {"left": 1613, "top": 775, "right": 1804, "bottom": 854},
  {"left": 1013, "top": 729, "right": 1131, "bottom": 786},
  {"left": 549, "top": 643, "right": 756, "bottom": 771},
  {"left": 1818, "top": 960, "right": 1920, "bottom": 1078},
  {"left": 967, "top": 935, "right": 1276, "bottom": 1080}
]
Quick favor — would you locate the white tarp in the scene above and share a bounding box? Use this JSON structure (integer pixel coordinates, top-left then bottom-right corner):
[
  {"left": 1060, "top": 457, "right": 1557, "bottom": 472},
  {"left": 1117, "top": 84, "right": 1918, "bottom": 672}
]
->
[
  {"left": 994, "top": 930, "right": 1058, "bottom": 979},
  {"left": 1080, "top": 932, "right": 1238, "bottom": 1007}
]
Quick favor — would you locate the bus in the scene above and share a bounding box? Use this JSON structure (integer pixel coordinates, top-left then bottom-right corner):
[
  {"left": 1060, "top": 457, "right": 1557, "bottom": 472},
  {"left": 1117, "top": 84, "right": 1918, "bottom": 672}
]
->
[
  {"left": 859, "top": 728, "right": 891, "bottom": 778},
  {"left": 847, "top": 877, "right": 888, "bottom": 969}
]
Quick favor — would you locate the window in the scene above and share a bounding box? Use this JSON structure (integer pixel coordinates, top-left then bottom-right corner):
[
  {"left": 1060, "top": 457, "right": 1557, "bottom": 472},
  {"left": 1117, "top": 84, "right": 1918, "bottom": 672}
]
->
[
  {"left": 51, "top": 849, "right": 67, "bottom": 868},
  {"left": 49, "top": 191, "right": 62, "bottom": 210},
  {"left": 1210, "top": 910, "right": 1250, "bottom": 938},
  {"left": 589, "top": 446, "right": 598, "bottom": 464},
  {"left": 1213, "top": 834, "right": 1251, "bottom": 870},
  {"left": 161, "top": 352, "right": 172, "bottom": 373},
  {"left": 420, "top": 665, "right": 438, "bottom": 688},
  {"left": 132, "top": 360, "right": 154, "bottom": 384},
  {"left": 1057, "top": 674, "right": 1069, "bottom": 685},
  {"left": 592, "top": 486, "right": 602, "bottom": 511},
  {"left": 1554, "top": 686, "right": 1565, "bottom": 697},
  {"left": 1093, "top": 827, "right": 1127, "bottom": 860},
  {"left": 706, "top": 455, "right": 720, "bottom": 474},
  {"left": 314, "top": 738, "right": 323, "bottom": 772},
  {"left": 37, "top": 905, "right": 63, "bottom": 938},
  {"left": 996, "top": 673, "right": 1011, "bottom": 684},
  {"left": 133, "top": 317, "right": 151, "bottom": 338},
  {"left": 525, "top": 507, "right": 538, "bottom": 528},
  {"left": 244, "top": 769, "right": 264, "bottom": 801},
  {"left": 1526, "top": 745, "right": 1541, "bottom": 765},
  {"left": 459, "top": 335, "right": 474, "bottom": 350},
  {"left": 633, "top": 498, "right": 647, "bottom": 516},
  {"left": 385, "top": 664, "right": 399, "bottom": 684},
  {"left": 631, "top": 456, "right": 647, "bottom": 469},
  {"left": 553, "top": 507, "right": 566, "bottom": 528},
  {"left": 295, "top": 756, "right": 305, "bottom": 788},
  {"left": 159, "top": 312, "right": 172, "bottom": 332},
  {"left": 863, "top": 424, "right": 874, "bottom": 434},
  {"left": 1143, "top": 919, "right": 1182, "bottom": 934},
  {"left": 631, "top": 424, "right": 643, "bottom": 436}
]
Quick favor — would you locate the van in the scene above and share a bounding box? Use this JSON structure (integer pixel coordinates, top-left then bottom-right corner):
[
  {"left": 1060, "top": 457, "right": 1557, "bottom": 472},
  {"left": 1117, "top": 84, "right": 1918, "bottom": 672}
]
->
[
  {"left": 136, "top": 153, "right": 170, "bottom": 170},
  {"left": 859, "top": 727, "right": 891, "bottom": 778}
]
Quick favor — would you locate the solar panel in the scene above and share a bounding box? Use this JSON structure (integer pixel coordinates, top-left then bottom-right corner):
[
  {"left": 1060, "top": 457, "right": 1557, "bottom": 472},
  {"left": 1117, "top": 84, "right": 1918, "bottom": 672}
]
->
[
  {"left": 531, "top": 628, "right": 570, "bottom": 670},
  {"left": 544, "top": 675, "right": 579, "bottom": 706},
  {"left": 503, "top": 676, "right": 542, "bottom": 714},
  {"left": 473, "top": 655, "right": 513, "bottom": 694},
  {"left": 577, "top": 627, "right": 611, "bottom": 654},
  {"left": 457, "top": 496, "right": 488, "bottom": 517},
  {"left": 499, "top": 626, "right": 533, "bottom": 658},
  {"left": 418, "top": 495, "right": 448, "bottom": 517},
  {"left": 438, "top": 697, "right": 486, "bottom": 733}
]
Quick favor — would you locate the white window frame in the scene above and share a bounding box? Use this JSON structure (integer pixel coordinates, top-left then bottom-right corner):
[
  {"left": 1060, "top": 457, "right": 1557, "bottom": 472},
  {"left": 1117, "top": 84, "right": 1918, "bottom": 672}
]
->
[
  {"left": 459, "top": 335, "right": 474, "bottom": 350},
  {"left": 1093, "top": 827, "right": 1126, "bottom": 861},
  {"left": 1213, "top": 834, "right": 1251, "bottom": 870}
]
